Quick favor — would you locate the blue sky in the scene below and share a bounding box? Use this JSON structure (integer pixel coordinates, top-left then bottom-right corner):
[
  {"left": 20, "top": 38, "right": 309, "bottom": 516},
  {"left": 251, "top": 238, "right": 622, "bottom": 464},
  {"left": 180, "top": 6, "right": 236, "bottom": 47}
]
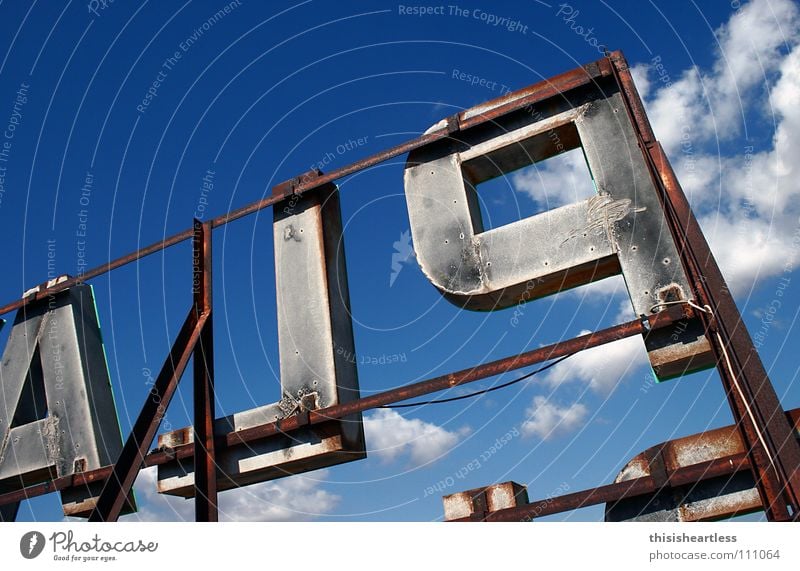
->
[{"left": 1, "top": 0, "right": 798, "bottom": 522}]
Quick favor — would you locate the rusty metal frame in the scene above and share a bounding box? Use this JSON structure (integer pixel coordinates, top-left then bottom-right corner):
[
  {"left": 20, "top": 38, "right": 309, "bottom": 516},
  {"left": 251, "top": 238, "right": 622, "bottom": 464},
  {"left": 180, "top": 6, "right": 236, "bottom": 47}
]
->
[
  {"left": 0, "top": 307, "right": 689, "bottom": 516},
  {"left": 87, "top": 309, "right": 207, "bottom": 521},
  {"left": 611, "top": 51, "right": 800, "bottom": 520},
  {"left": 0, "top": 51, "right": 797, "bottom": 522},
  {"left": 456, "top": 454, "right": 754, "bottom": 522},
  {"left": 87, "top": 222, "right": 215, "bottom": 522},
  {"left": 192, "top": 220, "right": 217, "bottom": 522}
]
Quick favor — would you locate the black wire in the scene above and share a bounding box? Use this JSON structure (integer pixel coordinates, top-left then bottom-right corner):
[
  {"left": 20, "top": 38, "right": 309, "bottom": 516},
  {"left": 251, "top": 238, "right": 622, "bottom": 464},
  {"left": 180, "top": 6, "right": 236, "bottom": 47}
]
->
[{"left": 380, "top": 353, "right": 574, "bottom": 409}]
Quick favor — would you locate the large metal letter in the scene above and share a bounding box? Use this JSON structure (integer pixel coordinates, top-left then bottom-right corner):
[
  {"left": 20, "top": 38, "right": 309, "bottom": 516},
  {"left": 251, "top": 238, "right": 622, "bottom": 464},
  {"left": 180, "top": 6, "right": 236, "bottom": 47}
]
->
[
  {"left": 157, "top": 181, "right": 365, "bottom": 497},
  {"left": 0, "top": 284, "right": 128, "bottom": 518},
  {"left": 404, "top": 87, "right": 713, "bottom": 380}
]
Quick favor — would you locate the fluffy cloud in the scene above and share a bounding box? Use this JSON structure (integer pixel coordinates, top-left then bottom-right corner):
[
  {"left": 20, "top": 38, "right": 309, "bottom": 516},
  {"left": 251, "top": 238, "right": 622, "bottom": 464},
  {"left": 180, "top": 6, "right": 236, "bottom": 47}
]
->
[
  {"left": 638, "top": 0, "right": 800, "bottom": 296},
  {"left": 647, "top": 0, "right": 799, "bottom": 155},
  {"left": 516, "top": 0, "right": 800, "bottom": 299},
  {"left": 521, "top": 396, "right": 589, "bottom": 440},
  {"left": 364, "top": 409, "right": 468, "bottom": 466},
  {"left": 705, "top": 0, "right": 800, "bottom": 141},
  {"left": 512, "top": 0, "right": 800, "bottom": 438},
  {"left": 520, "top": 328, "right": 645, "bottom": 438},
  {"left": 559, "top": 274, "right": 630, "bottom": 309},
  {"left": 698, "top": 212, "right": 797, "bottom": 296},
  {"left": 511, "top": 148, "right": 596, "bottom": 209},
  {"left": 721, "top": 44, "right": 800, "bottom": 220},
  {"left": 124, "top": 467, "right": 340, "bottom": 522},
  {"left": 540, "top": 331, "right": 648, "bottom": 394}
]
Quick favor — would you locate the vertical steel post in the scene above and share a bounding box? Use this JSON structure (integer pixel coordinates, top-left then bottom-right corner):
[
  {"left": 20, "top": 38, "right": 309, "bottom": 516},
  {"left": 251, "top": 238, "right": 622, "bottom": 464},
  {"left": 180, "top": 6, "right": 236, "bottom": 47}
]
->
[
  {"left": 193, "top": 219, "right": 217, "bottom": 522},
  {"left": 607, "top": 51, "right": 800, "bottom": 520},
  {"left": 651, "top": 142, "right": 800, "bottom": 519}
]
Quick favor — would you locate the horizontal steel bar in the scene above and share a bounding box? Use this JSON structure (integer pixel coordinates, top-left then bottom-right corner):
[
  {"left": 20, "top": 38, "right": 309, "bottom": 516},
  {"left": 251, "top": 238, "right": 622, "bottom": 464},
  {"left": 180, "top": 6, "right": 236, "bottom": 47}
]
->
[{"left": 222, "top": 307, "right": 683, "bottom": 449}]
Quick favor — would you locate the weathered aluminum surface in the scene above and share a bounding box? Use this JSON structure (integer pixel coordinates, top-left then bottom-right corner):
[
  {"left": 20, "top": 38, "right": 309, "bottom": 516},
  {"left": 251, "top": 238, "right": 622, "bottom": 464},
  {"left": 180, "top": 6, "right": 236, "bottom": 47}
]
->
[
  {"left": 0, "top": 284, "right": 128, "bottom": 518},
  {"left": 157, "top": 183, "right": 365, "bottom": 497},
  {"left": 404, "top": 85, "right": 712, "bottom": 380}
]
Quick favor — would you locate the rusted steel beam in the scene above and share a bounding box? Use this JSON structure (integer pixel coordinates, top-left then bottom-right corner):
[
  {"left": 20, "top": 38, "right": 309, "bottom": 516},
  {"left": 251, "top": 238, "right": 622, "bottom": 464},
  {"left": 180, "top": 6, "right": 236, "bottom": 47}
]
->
[
  {"left": 651, "top": 142, "right": 800, "bottom": 519},
  {"left": 456, "top": 59, "right": 608, "bottom": 132},
  {"left": 0, "top": 308, "right": 692, "bottom": 509},
  {"left": 192, "top": 220, "right": 217, "bottom": 522},
  {"left": 605, "top": 405, "right": 800, "bottom": 521},
  {"left": 145, "top": 308, "right": 686, "bottom": 466},
  {"left": 0, "top": 58, "right": 611, "bottom": 319},
  {"left": 6, "top": 409, "right": 789, "bottom": 518},
  {"left": 88, "top": 308, "right": 208, "bottom": 522},
  {"left": 465, "top": 477, "right": 658, "bottom": 522},
  {"left": 0, "top": 466, "right": 114, "bottom": 507},
  {"left": 446, "top": 396, "right": 800, "bottom": 522},
  {"left": 667, "top": 453, "right": 752, "bottom": 488},
  {"left": 607, "top": 53, "right": 800, "bottom": 520},
  {"left": 606, "top": 51, "right": 655, "bottom": 144},
  {"left": 222, "top": 306, "right": 688, "bottom": 449},
  {"left": 455, "top": 454, "right": 754, "bottom": 522},
  {"left": 657, "top": 137, "right": 800, "bottom": 518},
  {"left": 444, "top": 482, "right": 529, "bottom": 521}
]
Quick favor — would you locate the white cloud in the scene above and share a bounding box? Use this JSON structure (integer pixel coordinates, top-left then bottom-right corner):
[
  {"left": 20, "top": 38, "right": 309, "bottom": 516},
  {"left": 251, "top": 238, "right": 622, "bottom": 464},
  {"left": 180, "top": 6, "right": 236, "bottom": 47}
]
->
[
  {"left": 560, "top": 274, "right": 629, "bottom": 306},
  {"left": 671, "top": 153, "right": 722, "bottom": 210},
  {"left": 705, "top": 0, "right": 800, "bottom": 139},
  {"left": 515, "top": 0, "right": 800, "bottom": 301},
  {"left": 521, "top": 396, "right": 588, "bottom": 440},
  {"left": 699, "top": 212, "right": 796, "bottom": 296},
  {"left": 647, "top": 65, "right": 706, "bottom": 157},
  {"left": 724, "top": 45, "right": 800, "bottom": 218},
  {"left": 511, "top": 148, "right": 595, "bottom": 209},
  {"left": 646, "top": 0, "right": 800, "bottom": 154},
  {"left": 634, "top": 0, "right": 800, "bottom": 297},
  {"left": 541, "top": 331, "right": 648, "bottom": 394},
  {"left": 629, "top": 63, "right": 652, "bottom": 101},
  {"left": 614, "top": 297, "right": 637, "bottom": 323},
  {"left": 124, "top": 467, "right": 340, "bottom": 522},
  {"left": 363, "top": 409, "right": 467, "bottom": 466}
]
